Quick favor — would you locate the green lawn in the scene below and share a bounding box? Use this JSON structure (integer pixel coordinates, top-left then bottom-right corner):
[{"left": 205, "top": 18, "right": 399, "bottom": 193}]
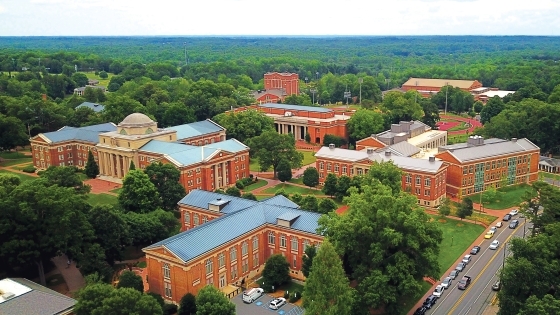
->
[
  {"left": 262, "top": 183, "right": 324, "bottom": 196},
  {"left": 300, "top": 150, "right": 316, "bottom": 166},
  {"left": 289, "top": 177, "right": 304, "bottom": 185},
  {"left": 0, "top": 170, "right": 36, "bottom": 183},
  {"left": 448, "top": 121, "right": 468, "bottom": 132},
  {"left": 249, "top": 158, "right": 270, "bottom": 172},
  {"left": 249, "top": 150, "right": 316, "bottom": 173},
  {"left": 432, "top": 215, "right": 485, "bottom": 277},
  {"left": 400, "top": 280, "right": 433, "bottom": 315},
  {"left": 540, "top": 172, "right": 560, "bottom": 181},
  {"left": 468, "top": 184, "right": 532, "bottom": 210},
  {"left": 110, "top": 187, "right": 122, "bottom": 194},
  {"left": 243, "top": 179, "right": 268, "bottom": 192},
  {"left": 87, "top": 193, "right": 119, "bottom": 207},
  {"left": 2, "top": 158, "right": 33, "bottom": 167},
  {"left": 85, "top": 72, "right": 113, "bottom": 87},
  {"left": 276, "top": 280, "right": 304, "bottom": 293},
  {"left": 0, "top": 151, "right": 29, "bottom": 159},
  {"left": 448, "top": 134, "right": 469, "bottom": 144}
]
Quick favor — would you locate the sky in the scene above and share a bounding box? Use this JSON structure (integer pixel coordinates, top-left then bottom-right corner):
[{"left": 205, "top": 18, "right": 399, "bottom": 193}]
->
[{"left": 0, "top": 0, "right": 559, "bottom": 36}]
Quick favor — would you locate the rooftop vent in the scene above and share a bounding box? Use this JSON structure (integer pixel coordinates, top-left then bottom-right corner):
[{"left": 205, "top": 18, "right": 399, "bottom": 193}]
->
[
  {"left": 366, "top": 148, "right": 374, "bottom": 155},
  {"left": 208, "top": 198, "right": 230, "bottom": 212},
  {"left": 385, "top": 151, "right": 391, "bottom": 157},
  {"left": 467, "top": 135, "right": 484, "bottom": 146},
  {"left": 329, "top": 144, "right": 335, "bottom": 149},
  {"left": 429, "top": 156, "right": 436, "bottom": 162}
]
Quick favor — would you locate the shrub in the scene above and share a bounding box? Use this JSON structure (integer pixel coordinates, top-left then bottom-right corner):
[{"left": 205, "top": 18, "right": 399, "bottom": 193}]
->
[
  {"left": 22, "top": 165, "right": 36, "bottom": 173},
  {"left": 289, "top": 291, "right": 302, "bottom": 303},
  {"left": 162, "top": 303, "right": 178, "bottom": 315},
  {"left": 147, "top": 292, "right": 164, "bottom": 307},
  {"left": 284, "top": 291, "right": 290, "bottom": 299},
  {"left": 242, "top": 177, "right": 253, "bottom": 186},
  {"left": 235, "top": 180, "right": 245, "bottom": 190}
]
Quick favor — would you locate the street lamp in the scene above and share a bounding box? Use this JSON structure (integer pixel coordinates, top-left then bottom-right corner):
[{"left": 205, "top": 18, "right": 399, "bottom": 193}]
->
[
  {"left": 358, "top": 78, "right": 363, "bottom": 104},
  {"left": 310, "top": 88, "right": 317, "bottom": 105},
  {"left": 305, "top": 77, "right": 308, "bottom": 84},
  {"left": 316, "top": 72, "right": 319, "bottom": 80},
  {"left": 445, "top": 82, "right": 449, "bottom": 115}
]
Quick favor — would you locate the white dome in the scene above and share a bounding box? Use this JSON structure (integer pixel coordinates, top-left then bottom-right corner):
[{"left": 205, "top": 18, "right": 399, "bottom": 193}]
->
[{"left": 119, "top": 113, "right": 154, "bottom": 126}]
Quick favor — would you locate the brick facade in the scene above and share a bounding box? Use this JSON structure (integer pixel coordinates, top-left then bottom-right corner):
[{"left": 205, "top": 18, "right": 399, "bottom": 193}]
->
[{"left": 264, "top": 72, "right": 299, "bottom": 96}]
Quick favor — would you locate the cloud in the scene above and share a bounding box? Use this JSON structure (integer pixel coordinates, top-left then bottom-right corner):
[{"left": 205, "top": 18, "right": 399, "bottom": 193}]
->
[{"left": 0, "top": 5, "right": 5, "bottom": 13}]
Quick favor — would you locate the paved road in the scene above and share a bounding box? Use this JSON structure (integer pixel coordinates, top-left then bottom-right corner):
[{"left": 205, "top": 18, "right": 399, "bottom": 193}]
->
[
  {"left": 231, "top": 292, "right": 304, "bottom": 315},
  {"left": 427, "top": 216, "right": 529, "bottom": 315}
]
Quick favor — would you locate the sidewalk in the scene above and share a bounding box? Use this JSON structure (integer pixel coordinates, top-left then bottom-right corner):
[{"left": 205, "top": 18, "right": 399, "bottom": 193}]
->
[{"left": 51, "top": 255, "right": 85, "bottom": 294}]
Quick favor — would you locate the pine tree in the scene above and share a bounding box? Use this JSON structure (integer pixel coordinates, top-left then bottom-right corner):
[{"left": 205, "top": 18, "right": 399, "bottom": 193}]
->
[
  {"left": 129, "top": 160, "right": 136, "bottom": 170},
  {"left": 303, "top": 240, "right": 354, "bottom": 315},
  {"left": 84, "top": 150, "right": 99, "bottom": 178}
]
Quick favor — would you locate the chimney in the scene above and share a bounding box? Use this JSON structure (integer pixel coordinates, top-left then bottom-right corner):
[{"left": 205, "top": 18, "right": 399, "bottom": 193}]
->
[
  {"left": 366, "top": 148, "right": 374, "bottom": 155},
  {"left": 429, "top": 156, "right": 435, "bottom": 162},
  {"left": 385, "top": 150, "right": 391, "bottom": 157},
  {"left": 511, "top": 138, "right": 517, "bottom": 142},
  {"left": 329, "top": 144, "right": 335, "bottom": 149}
]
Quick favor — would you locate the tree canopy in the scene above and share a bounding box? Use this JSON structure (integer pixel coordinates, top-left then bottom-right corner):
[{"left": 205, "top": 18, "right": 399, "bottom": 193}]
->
[
  {"left": 247, "top": 130, "right": 303, "bottom": 178},
  {"left": 144, "top": 162, "right": 186, "bottom": 211},
  {"left": 75, "top": 283, "right": 162, "bottom": 315},
  {"left": 213, "top": 109, "right": 274, "bottom": 143},
  {"left": 118, "top": 169, "right": 162, "bottom": 213},
  {"left": 346, "top": 109, "right": 385, "bottom": 142},
  {"left": 195, "top": 285, "right": 235, "bottom": 315},
  {"left": 262, "top": 254, "right": 291, "bottom": 292}
]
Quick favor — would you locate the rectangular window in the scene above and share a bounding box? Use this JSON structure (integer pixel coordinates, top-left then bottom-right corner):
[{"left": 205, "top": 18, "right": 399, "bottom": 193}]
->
[
  {"left": 253, "top": 237, "right": 258, "bottom": 251},
  {"left": 415, "top": 176, "right": 421, "bottom": 185},
  {"left": 424, "top": 178, "right": 431, "bottom": 187},
  {"left": 230, "top": 265, "right": 238, "bottom": 280},
  {"left": 164, "top": 283, "right": 172, "bottom": 298},
  {"left": 59, "top": 155, "right": 64, "bottom": 160},
  {"left": 242, "top": 259, "right": 248, "bottom": 273},
  {"left": 58, "top": 147, "right": 63, "bottom": 152},
  {"left": 327, "top": 163, "right": 331, "bottom": 171},
  {"left": 253, "top": 253, "right": 259, "bottom": 267},
  {"left": 293, "top": 255, "right": 297, "bottom": 268},
  {"left": 334, "top": 164, "right": 339, "bottom": 172},
  {"left": 463, "top": 166, "right": 467, "bottom": 175},
  {"left": 230, "top": 247, "right": 237, "bottom": 262},
  {"left": 193, "top": 214, "right": 199, "bottom": 226},
  {"left": 342, "top": 165, "right": 347, "bottom": 174},
  {"left": 424, "top": 190, "right": 430, "bottom": 196},
  {"left": 280, "top": 235, "right": 286, "bottom": 248},
  {"left": 291, "top": 237, "right": 298, "bottom": 252}
]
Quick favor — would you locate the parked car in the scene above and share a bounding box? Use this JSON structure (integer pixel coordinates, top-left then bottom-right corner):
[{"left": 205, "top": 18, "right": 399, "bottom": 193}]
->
[
  {"left": 490, "top": 226, "right": 497, "bottom": 233},
  {"left": 457, "top": 275, "right": 472, "bottom": 290},
  {"left": 484, "top": 230, "right": 495, "bottom": 239},
  {"left": 462, "top": 255, "right": 472, "bottom": 265},
  {"left": 470, "top": 246, "right": 481, "bottom": 255},
  {"left": 509, "top": 209, "right": 519, "bottom": 216},
  {"left": 433, "top": 284, "right": 445, "bottom": 297},
  {"left": 441, "top": 276, "right": 452, "bottom": 289},
  {"left": 242, "top": 288, "right": 264, "bottom": 303},
  {"left": 503, "top": 214, "right": 512, "bottom": 221},
  {"left": 269, "top": 298, "right": 287, "bottom": 310},
  {"left": 456, "top": 262, "right": 466, "bottom": 272},
  {"left": 489, "top": 240, "right": 500, "bottom": 250},
  {"left": 423, "top": 295, "right": 438, "bottom": 309},
  {"left": 449, "top": 270, "right": 459, "bottom": 279},
  {"left": 492, "top": 280, "right": 501, "bottom": 291},
  {"left": 496, "top": 222, "right": 503, "bottom": 228},
  {"left": 509, "top": 219, "right": 519, "bottom": 229},
  {"left": 414, "top": 306, "right": 428, "bottom": 315}
]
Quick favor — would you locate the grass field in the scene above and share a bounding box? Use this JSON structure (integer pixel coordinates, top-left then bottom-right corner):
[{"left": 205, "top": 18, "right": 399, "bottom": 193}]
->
[
  {"left": 243, "top": 179, "right": 268, "bottom": 192},
  {"left": 447, "top": 133, "right": 469, "bottom": 144},
  {"left": 448, "top": 121, "right": 468, "bottom": 132},
  {"left": 540, "top": 172, "right": 560, "bottom": 181},
  {"left": 249, "top": 150, "right": 316, "bottom": 172},
  {"left": 110, "top": 187, "right": 122, "bottom": 194},
  {"left": 468, "top": 184, "right": 532, "bottom": 210},
  {"left": 0, "top": 151, "right": 29, "bottom": 159},
  {"left": 289, "top": 177, "right": 304, "bottom": 185},
  {"left": 262, "top": 183, "right": 324, "bottom": 196},
  {"left": 1, "top": 158, "right": 33, "bottom": 167},
  {"left": 0, "top": 170, "right": 36, "bottom": 183},
  {"left": 87, "top": 193, "right": 119, "bottom": 207},
  {"left": 85, "top": 72, "right": 113, "bottom": 87},
  {"left": 432, "top": 215, "right": 485, "bottom": 277}
]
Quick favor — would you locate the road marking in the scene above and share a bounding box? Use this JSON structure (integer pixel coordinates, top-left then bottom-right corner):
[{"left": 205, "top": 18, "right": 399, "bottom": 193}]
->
[{"left": 446, "top": 220, "right": 526, "bottom": 315}]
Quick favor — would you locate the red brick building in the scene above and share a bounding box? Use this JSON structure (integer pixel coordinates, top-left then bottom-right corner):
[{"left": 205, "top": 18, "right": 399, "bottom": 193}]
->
[
  {"left": 315, "top": 145, "right": 448, "bottom": 207},
  {"left": 402, "top": 78, "right": 482, "bottom": 97},
  {"left": 264, "top": 72, "right": 299, "bottom": 96},
  {"left": 143, "top": 190, "right": 323, "bottom": 302},
  {"left": 435, "top": 136, "right": 540, "bottom": 198},
  {"left": 30, "top": 115, "right": 248, "bottom": 192},
  {"left": 230, "top": 104, "right": 351, "bottom": 145}
]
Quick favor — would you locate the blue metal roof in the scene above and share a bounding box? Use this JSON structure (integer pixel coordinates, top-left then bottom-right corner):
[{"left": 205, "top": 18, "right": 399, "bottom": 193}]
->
[
  {"left": 167, "top": 119, "right": 224, "bottom": 140},
  {"left": 177, "top": 189, "right": 258, "bottom": 215},
  {"left": 41, "top": 123, "right": 116, "bottom": 144},
  {"left": 277, "top": 211, "right": 301, "bottom": 221},
  {"left": 260, "top": 195, "right": 300, "bottom": 209},
  {"left": 76, "top": 102, "right": 105, "bottom": 113},
  {"left": 205, "top": 139, "right": 248, "bottom": 153},
  {"left": 140, "top": 140, "right": 196, "bottom": 155},
  {"left": 146, "top": 190, "right": 322, "bottom": 262},
  {"left": 260, "top": 103, "right": 331, "bottom": 113}
]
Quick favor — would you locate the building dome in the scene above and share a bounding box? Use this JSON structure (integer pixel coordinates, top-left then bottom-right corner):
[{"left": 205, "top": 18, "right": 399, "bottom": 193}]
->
[{"left": 119, "top": 113, "right": 155, "bottom": 127}]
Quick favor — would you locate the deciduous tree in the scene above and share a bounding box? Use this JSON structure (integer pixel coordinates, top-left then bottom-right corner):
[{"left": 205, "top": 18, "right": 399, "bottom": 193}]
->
[
  {"left": 303, "top": 240, "right": 354, "bottom": 315},
  {"left": 118, "top": 170, "right": 161, "bottom": 213},
  {"left": 346, "top": 109, "right": 385, "bottom": 141},
  {"left": 276, "top": 159, "right": 292, "bottom": 182},
  {"left": 41, "top": 165, "right": 91, "bottom": 194},
  {"left": 480, "top": 96, "right": 505, "bottom": 124},
  {"left": 438, "top": 197, "right": 451, "bottom": 217},
  {"left": 318, "top": 198, "right": 338, "bottom": 214},
  {"left": 144, "top": 162, "right": 186, "bottom": 211},
  {"left": 457, "top": 197, "right": 474, "bottom": 220},
  {"left": 178, "top": 293, "right": 197, "bottom": 315},
  {"left": 301, "top": 195, "right": 319, "bottom": 212},
  {"left": 225, "top": 186, "right": 241, "bottom": 197},
  {"left": 0, "top": 114, "right": 28, "bottom": 151},
  {"left": 301, "top": 245, "right": 317, "bottom": 278},
  {"left": 322, "top": 173, "right": 338, "bottom": 197},
  {"left": 302, "top": 167, "right": 319, "bottom": 188},
  {"left": 117, "top": 270, "right": 144, "bottom": 293},
  {"left": 87, "top": 205, "right": 131, "bottom": 265},
  {"left": 247, "top": 131, "right": 303, "bottom": 179},
  {"left": 262, "top": 254, "right": 291, "bottom": 292},
  {"left": 195, "top": 285, "right": 235, "bottom": 315}
]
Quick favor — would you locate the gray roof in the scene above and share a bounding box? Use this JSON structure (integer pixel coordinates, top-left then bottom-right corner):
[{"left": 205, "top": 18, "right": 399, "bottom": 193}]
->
[
  {"left": 376, "top": 141, "right": 421, "bottom": 157},
  {"left": 146, "top": 190, "right": 320, "bottom": 262},
  {"left": 39, "top": 123, "right": 116, "bottom": 144},
  {"left": 439, "top": 138, "right": 540, "bottom": 163},
  {"left": 0, "top": 278, "right": 76, "bottom": 315},
  {"left": 75, "top": 102, "right": 105, "bottom": 113},
  {"left": 377, "top": 120, "right": 429, "bottom": 139},
  {"left": 259, "top": 103, "right": 331, "bottom": 113},
  {"left": 316, "top": 146, "right": 444, "bottom": 173},
  {"left": 539, "top": 156, "right": 560, "bottom": 167},
  {"left": 166, "top": 119, "right": 224, "bottom": 140}
]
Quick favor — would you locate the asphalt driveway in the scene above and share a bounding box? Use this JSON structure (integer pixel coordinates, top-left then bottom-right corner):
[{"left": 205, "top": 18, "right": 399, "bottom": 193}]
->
[{"left": 232, "top": 293, "right": 304, "bottom": 315}]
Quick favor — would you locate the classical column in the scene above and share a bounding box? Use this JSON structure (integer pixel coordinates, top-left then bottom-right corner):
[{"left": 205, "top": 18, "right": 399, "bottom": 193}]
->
[
  {"left": 123, "top": 156, "right": 129, "bottom": 175},
  {"left": 116, "top": 155, "right": 122, "bottom": 178},
  {"left": 222, "top": 162, "right": 228, "bottom": 186},
  {"left": 214, "top": 164, "right": 219, "bottom": 189},
  {"left": 109, "top": 153, "right": 115, "bottom": 177},
  {"left": 102, "top": 152, "right": 108, "bottom": 175}
]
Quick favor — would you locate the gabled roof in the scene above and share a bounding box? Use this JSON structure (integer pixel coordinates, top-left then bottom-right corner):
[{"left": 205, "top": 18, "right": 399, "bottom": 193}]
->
[
  {"left": 37, "top": 123, "right": 116, "bottom": 144},
  {"left": 178, "top": 189, "right": 258, "bottom": 214},
  {"left": 167, "top": 119, "right": 225, "bottom": 140},
  {"left": 376, "top": 141, "right": 420, "bottom": 157},
  {"left": 139, "top": 139, "right": 248, "bottom": 167},
  {"left": 252, "top": 89, "right": 286, "bottom": 99},
  {"left": 75, "top": 102, "right": 105, "bottom": 113},
  {"left": 260, "top": 195, "right": 300, "bottom": 209},
  {"left": 403, "top": 78, "right": 479, "bottom": 89},
  {"left": 0, "top": 278, "right": 76, "bottom": 315},
  {"left": 539, "top": 156, "right": 560, "bottom": 167},
  {"left": 438, "top": 138, "right": 540, "bottom": 163},
  {"left": 145, "top": 190, "right": 320, "bottom": 262},
  {"left": 316, "top": 146, "right": 444, "bottom": 173},
  {"left": 259, "top": 103, "right": 331, "bottom": 113}
]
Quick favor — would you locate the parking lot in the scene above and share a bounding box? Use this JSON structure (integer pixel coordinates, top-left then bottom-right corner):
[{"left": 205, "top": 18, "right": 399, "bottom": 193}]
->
[{"left": 232, "top": 292, "right": 305, "bottom": 315}]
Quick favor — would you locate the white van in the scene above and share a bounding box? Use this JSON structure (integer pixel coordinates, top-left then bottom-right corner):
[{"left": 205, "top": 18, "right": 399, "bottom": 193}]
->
[{"left": 242, "top": 288, "right": 264, "bottom": 303}]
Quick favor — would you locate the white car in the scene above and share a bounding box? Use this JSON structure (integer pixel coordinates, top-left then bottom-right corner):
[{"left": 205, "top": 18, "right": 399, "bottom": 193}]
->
[
  {"left": 269, "top": 297, "right": 287, "bottom": 310},
  {"left": 509, "top": 209, "right": 519, "bottom": 216},
  {"left": 495, "top": 222, "right": 503, "bottom": 228},
  {"left": 441, "top": 277, "right": 453, "bottom": 289},
  {"left": 462, "top": 255, "right": 472, "bottom": 265},
  {"left": 489, "top": 240, "right": 500, "bottom": 250},
  {"left": 490, "top": 226, "right": 497, "bottom": 233},
  {"left": 242, "top": 288, "right": 264, "bottom": 303},
  {"left": 433, "top": 285, "right": 445, "bottom": 297}
]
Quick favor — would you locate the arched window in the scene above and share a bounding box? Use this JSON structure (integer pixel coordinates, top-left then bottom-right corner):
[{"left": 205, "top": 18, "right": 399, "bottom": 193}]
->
[
  {"left": 193, "top": 214, "right": 199, "bottom": 226},
  {"left": 119, "top": 129, "right": 127, "bottom": 135},
  {"left": 162, "top": 263, "right": 170, "bottom": 279},
  {"left": 205, "top": 258, "right": 213, "bottom": 275},
  {"left": 184, "top": 212, "right": 190, "bottom": 225},
  {"left": 145, "top": 128, "right": 154, "bottom": 134},
  {"left": 218, "top": 253, "right": 225, "bottom": 269},
  {"left": 242, "top": 241, "right": 248, "bottom": 256},
  {"left": 291, "top": 237, "right": 298, "bottom": 251},
  {"left": 252, "top": 236, "right": 258, "bottom": 251},
  {"left": 230, "top": 247, "right": 237, "bottom": 262},
  {"left": 268, "top": 232, "right": 275, "bottom": 244}
]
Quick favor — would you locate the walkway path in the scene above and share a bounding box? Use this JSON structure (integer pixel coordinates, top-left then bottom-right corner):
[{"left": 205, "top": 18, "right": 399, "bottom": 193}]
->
[
  {"left": 51, "top": 255, "right": 86, "bottom": 294},
  {"left": 84, "top": 178, "right": 121, "bottom": 195}
]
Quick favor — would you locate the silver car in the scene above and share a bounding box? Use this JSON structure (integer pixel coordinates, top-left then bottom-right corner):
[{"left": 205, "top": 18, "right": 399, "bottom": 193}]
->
[
  {"left": 489, "top": 240, "right": 500, "bottom": 250},
  {"left": 441, "top": 276, "right": 452, "bottom": 289},
  {"left": 456, "top": 262, "right": 466, "bottom": 272},
  {"left": 449, "top": 270, "right": 459, "bottom": 279}
]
